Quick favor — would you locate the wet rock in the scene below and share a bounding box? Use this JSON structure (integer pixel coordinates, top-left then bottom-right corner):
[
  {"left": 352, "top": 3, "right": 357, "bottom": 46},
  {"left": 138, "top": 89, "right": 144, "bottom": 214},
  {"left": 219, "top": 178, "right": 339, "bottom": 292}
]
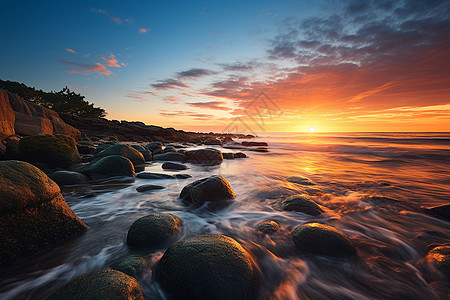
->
[
  {"left": 4, "top": 135, "right": 21, "bottom": 159},
  {"left": 223, "top": 152, "right": 235, "bottom": 159},
  {"left": 287, "top": 176, "right": 316, "bottom": 185},
  {"left": 180, "top": 175, "right": 235, "bottom": 206},
  {"left": 185, "top": 148, "right": 223, "bottom": 165},
  {"left": 292, "top": 223, "right": 356, "bottom": 258},
  {"left": 249, "top": 147, "right": 268, "bottom": 152},
  {"left": 48, "top": 269, "right": 144, "bottom": 300},
  {"left": 19, "top": 134, "right": 81, "bottom": 168},
  {"left": 234, "top": 152, "right": 247, "bottom": 158},
  {"left": 113, "top": 255, "right": 148, "bottom": 278},
  {"left": 153, "top": 152, "right": 186, "bottom": 162},
  {"left": 136, "top": 184, "right": 166, "bottom": 192},
  {"left": 84, "top": 155, "right": 135, "bottom": 179},
  {"left": 77, "top": 143, "right": 96, "bottom": 155},
  {"left": 81, "top": 154, "right": 94, "bottom": 163},
  {"left": 426, "top": 246, "right": 450, "bottom": 277},
  {"left": 93, "top": 142, "right": 115, "bottom": 155},
  {"left": 282, "top": 195, "right": 323, "bottom": 216},
  {"left": 95, "top": 144, "right": 145, "bottom": 166},
  {"left": 242, "top": 141, "right": 268, "bottom": 147},
  {"left": 0, "top": 161, "right": 87, "bottom": 266},
  {"left": 424, "top": 204, "right": 450, "bottom": 222},
  {"left": 49, "top": 171, "right": 87, "bottom": 186},
  {"left": 162, "top": 161, "right": 188, "bottom": 170},
  {"left": 204, "top": 138, "right": 223, "bottom": 146},
  {"left": 175, "top": 174, "right": 192, "bottom": 179},
  {"left": 155, "top": 234, "right": 256, "bottom": 300},
  {"left": 256, "top": 220, "right": 280, "bottom": 235},
  {"left": 146, "top": 141, "right": 163, "bottom": 155},
  {"left": 163, "top": 145, "right": 177, "bottom": 152},
  {"left": 127, "top": 213, "right": 183, "bottom": 249},
  {"left": 137, "top": 172, "right": 175, "bottom": 179},
  {"left": 131, "top": 144, "right": 152, "bottom": 161}
]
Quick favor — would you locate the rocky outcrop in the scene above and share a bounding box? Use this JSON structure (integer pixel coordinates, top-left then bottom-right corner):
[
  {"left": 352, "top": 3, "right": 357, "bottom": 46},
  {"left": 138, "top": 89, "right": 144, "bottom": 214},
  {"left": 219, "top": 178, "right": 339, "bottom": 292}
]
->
[
  {"left": 48, "top": 269, "right": 145, "bottom": 300},
  {"left": 0, "top": 160, "right": 87, "bottom": 266},
  {"left": 0, "top": 90, "right": 15, "bottom": 140},
  {"left": 155, "top": 234, "right": 256, "bottom": 300},
  {"left": 0, "top": 89, "right": 80, "bottom": 140}
]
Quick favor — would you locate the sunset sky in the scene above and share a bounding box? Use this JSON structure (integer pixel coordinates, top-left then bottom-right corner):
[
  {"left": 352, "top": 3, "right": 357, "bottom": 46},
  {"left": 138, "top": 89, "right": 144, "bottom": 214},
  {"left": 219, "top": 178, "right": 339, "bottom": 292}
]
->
[{"left": 1, "top": 0, "right": 449, "bottom": 132}]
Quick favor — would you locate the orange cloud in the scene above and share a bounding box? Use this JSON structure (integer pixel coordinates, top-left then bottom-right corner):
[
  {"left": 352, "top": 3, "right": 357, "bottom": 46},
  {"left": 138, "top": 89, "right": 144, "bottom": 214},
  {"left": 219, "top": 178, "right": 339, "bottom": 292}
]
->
[
  {"left": 100, "top": 54, "right": 121, "bottom": 67},
  {"left": 62, "top": 60, "right": 113, "bottom": 76},
  {"left": 65, "top": 48, "right": 76, "bottom": 54},
  {"left": 139, "top": 28, "right": 150, "bottom": 34}
]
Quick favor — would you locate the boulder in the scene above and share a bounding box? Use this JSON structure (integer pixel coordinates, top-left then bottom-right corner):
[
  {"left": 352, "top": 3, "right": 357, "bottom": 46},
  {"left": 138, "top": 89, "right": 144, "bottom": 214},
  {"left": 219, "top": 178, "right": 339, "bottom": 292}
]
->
[
  {"left": 204, "top": 138, "right": 223, "bottom": 146},
  {"left": 155, "top": 234, "right": 256, "bottom": 300},
  {"left": 93, "top": 142, "right": 115, "bottom": 155},
  {"left": 48, "top": 269, "right": 144, "bottom": 300},
  {"left": 234, "top": 152, "right": 247, "bottom": 158},
  {"left": 153, "top": 152, "right": 186, "bottom": 162},
  {"left": 255, "top": 220, "right": 280, "bottom": 235},
  {"left": 175, "top": 174, "right": 192, "bottom": 179},
  {"left": 287, "top": 176, "right": 316, "bottom": 185},
  {"left": 163, "top": 145, "right": 177, "bottom": 152},
  {"left": 112, "top": 255, "right": 148, "bottom": 278},
  {"left": 137, "top": 172, "right": 175, "bottom": 179},
  {"left": 0, "top": 161, "right": 87, "bottom": 266},
  {"left": 0, "top": 90, "right": 15, "bottom": 141},
  {"left": 95, "top": 144, "right": 145, "bottom": 166},
  {"left": 4, "top": 135, "right": 21, "bottom": 159},
  {"left": 424, "top": 204, "right": 450, "bottom": 222},
  {"left": 425, "top": 246, "right": 450, "bottom": 277},
  {"left": 282, "top": 195, "right": 323, "bottom": 216},
  {"left": 185, "top": 148, "right": 223, "bottom": 165},
  {"left": 131, "top": 144, "right": 152, "bottom": 161},
  {"left": 146, "top": 141, "right": 163, "bottom": 155},
  {"left": 162, "top": 161, "right": 188, "bottom": 170},
  {"left": 1, "top": 89, "right": 80, "bottom": 140},
  {"left": 223, "top": 152, "right": 235, "bottom": 159},
  {"left": 84, "top": 155, "right": 135, "bottom": 179},
  {"left": 127, "top": 213, "right": 183, "bottom": 249},
  {"left": 18, "top": 134, "right": 81, "bottom": 168},
  {"left": 49, "top": 171, "right": 87, "bottom": 186},
  {"left": 77, "top": 143, "right": 96, "bottom": 155},
  {"left": 291, "top": 223, "right": 356, "bottom": 258},
  {"left": 136, "top": 184, "right": 166, "bottom": 192},
  {"left": 180, "top": 175, "right": 235, "bottom": 206}
]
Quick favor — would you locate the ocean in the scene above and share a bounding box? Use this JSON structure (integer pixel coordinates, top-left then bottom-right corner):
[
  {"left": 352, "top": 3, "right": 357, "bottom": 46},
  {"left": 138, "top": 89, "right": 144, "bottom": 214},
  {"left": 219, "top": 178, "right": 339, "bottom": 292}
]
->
[{"left": 1, "top": 132, "right": 449, "bottom": 299}]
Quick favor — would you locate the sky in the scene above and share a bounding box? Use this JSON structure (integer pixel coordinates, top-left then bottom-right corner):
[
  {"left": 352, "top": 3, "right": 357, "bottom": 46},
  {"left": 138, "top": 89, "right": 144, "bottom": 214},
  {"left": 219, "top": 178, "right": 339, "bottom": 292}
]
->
[{"left": 1, "top": 0, "right": 450, "bottom": 133}]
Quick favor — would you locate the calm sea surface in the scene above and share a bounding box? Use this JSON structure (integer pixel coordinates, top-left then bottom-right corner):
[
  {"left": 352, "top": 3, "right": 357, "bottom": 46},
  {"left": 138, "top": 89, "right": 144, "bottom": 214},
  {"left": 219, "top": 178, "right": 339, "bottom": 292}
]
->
[{"left": 1, "top": 132, "right": 449, "bottom": 299}]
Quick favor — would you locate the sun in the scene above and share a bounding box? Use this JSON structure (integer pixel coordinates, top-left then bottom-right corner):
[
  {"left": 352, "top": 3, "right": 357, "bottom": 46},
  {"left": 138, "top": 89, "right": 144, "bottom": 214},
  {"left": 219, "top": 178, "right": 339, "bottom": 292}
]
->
[{"left": 309, "top": 127, "right": 315, "bottom": 132}]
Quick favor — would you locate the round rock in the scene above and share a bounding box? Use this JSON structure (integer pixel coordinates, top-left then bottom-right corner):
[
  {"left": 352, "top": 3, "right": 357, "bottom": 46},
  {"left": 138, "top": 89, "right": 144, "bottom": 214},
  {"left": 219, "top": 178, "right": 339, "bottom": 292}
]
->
[
  {"left": 48, "top": 269, "right": 144, "bottom": 300},
  {"left": 112, "top": 255, "right": 148, "bottom": 278},
  {"left": 179, "top": 175, "right": 235, "bottom": 206},
  {"left": 255, "top": 220, "right": 280, "bottom": 235},
  {"left": 292, "top": 223, "right": 356, "bottom": 258},
  {"left": 85, "top": 155, "right": 135, "bottom": 179},
  {"left": 49, "top": 171, "right": 87, "bottom": 186},
  {"left": 426, "top": 246, "right": 450, "bottom": 277},
  {"left": 162, "top": 161, "right": 188, "bottom": 170},
  {"left": 155, "top": 234, "right": 256, "bottom": 300},
  {"left": 127, "top": 213, "right": 183, "bottom": 249},
  {"left": 95, "top": 144, "right": 145, "bottom": 166},
  {"left": 282, "top": 195, "right": 323, "bottom": 216}
]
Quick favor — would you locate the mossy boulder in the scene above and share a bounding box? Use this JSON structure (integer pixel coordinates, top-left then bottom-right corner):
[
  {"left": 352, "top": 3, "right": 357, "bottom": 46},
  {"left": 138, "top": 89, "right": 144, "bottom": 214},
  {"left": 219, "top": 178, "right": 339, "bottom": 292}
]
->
[
  {"left": 84, "top": 155, "right": 135, "bottom": 179},
  {"left": 185, "top": 148, "right": 223, "bottom": 165},
  {"left": 426, "top": 246, "right": 450, "bottom": 277},
  {"left": 48, "top": 269, "right": 144, "bottom": 300},
  {"left": 95, "top": 144, "right": 145, "bottom": 166},
  {"left": 292, "top": 223, "right": 356, "bottom": 258},
  {"left": 112, "top": 255, "right": 148, "bottom": 278},
  {"left": 18, "top": 134, "right": 81, "bottom": 168},
  {"left": 127, "top": 213, "right": 183, "bottom": 250},
  {"left": 155, "top": 234, "right": 256, "bottom": 300},
  {"left": 282, "top": 195, "right": 324, "bottom": 216},
  {"left": 255, "top": 220, "right": 280, "bottom": 235},
  {"left": 0, "top": 160, "right": 87, "bottom": 266},
  {"left": 131, "top": 144, "right": 152, "bottom": 161},
  {"left": 49, "top": 170, "right": 87, "bottom": 186},
  {"left": 180, "top": 175, "right": 235, "bottom": 206}
]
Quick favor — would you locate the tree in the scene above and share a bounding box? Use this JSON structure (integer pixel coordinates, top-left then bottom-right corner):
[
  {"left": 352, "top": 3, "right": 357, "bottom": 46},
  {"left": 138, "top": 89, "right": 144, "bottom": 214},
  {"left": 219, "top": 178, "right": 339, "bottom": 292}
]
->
[{"left": 0, "top": 79, "right": 106, "bottom": 118}]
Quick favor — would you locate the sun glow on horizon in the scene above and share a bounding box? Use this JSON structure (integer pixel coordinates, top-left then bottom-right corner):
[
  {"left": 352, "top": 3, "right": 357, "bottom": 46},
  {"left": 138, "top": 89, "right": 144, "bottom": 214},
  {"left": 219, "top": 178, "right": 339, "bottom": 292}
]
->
[{"left": 309, "top": 127, "right": 315, "bottom": 132}]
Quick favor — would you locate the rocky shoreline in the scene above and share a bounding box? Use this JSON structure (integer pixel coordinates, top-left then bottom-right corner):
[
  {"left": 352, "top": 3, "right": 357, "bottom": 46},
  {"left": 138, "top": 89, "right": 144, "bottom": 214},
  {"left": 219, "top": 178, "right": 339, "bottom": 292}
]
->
[{"left": 1, "top": 89, "right": 449, "bottom": 299}]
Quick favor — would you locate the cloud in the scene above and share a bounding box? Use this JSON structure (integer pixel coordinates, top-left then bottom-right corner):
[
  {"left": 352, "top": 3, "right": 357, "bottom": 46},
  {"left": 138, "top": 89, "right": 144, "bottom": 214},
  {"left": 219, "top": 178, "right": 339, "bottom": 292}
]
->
[
  {"left": 187, "top": 101, "right": 232, "bottom": 111},
  {"left": 177, "top": 68, "right": 216, "bottom": 78},
  {"left": 62, "top": 59, "right": 113, "bottom": 76},
  {"left": 91, "top": 8, "right": 131, "bottom": 25},
  {"left": 151, "top": 79, "right": 188, "bottom": 90},
  {"left": 139, "top": 28, "right": 150, "bottom": 34},
  {"left": 100, "top": 54, "right": 121, "bottom": 67},
  {"left": 65, "top": 48, "right": 76, "bottom": 54},
  {"left": 159, "top": 110, "right": 216, "bottom": 120}
]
